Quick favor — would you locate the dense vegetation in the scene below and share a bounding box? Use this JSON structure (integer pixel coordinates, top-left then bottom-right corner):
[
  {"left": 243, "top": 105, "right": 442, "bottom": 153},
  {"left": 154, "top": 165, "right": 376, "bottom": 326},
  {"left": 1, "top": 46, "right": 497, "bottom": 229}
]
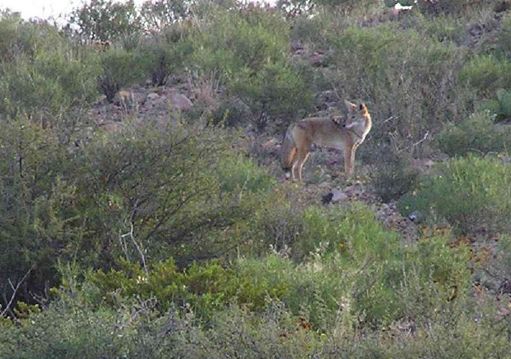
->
[{"left": 1, "top": 0, "right": 511, "bottom": 357}]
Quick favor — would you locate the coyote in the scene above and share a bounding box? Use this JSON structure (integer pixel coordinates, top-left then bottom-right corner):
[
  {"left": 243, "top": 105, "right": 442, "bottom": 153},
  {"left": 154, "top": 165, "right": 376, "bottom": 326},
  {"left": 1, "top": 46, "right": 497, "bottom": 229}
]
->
[{"left": 281, "top": 100, "right": 372, "bottom": 181}]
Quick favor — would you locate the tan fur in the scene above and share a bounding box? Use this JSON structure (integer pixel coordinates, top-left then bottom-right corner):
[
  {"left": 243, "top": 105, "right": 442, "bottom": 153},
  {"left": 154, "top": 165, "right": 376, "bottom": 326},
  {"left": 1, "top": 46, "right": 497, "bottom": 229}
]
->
[{"left": 281, "top": 101, "right": 372, "bottom": 181}]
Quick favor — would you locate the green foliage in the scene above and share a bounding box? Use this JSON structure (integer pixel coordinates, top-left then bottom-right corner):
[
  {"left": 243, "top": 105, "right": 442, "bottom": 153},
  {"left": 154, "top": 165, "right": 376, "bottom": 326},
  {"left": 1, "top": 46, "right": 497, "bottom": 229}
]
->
[
  {"left": 0, "top": 304, "right": 135, "bottom": 359},
  {"left": 190, "top": 5, "right": 313, "bottom": 129},
  {"left": 97, "top": 48, "right": 147, "bottom": 102},
  {"left": 371, "top": 151, "right": 420, "bottom": 203},
  {"left": 0, "top": 15, "right": 100, "bottom": 119},
  {"left": 497, "top": 13, "right": 511, "bottom": 58},
  {"left": 77, "top": 203, "right": 470, "bottom": 329},
  {"left": 459, "top": 54, "right": 511, "bottom": 97},
  {"left": 140, "top": 0, "right": 191, "bottom": 30},
  {"left": 416, "top": 0, "right": 487, "bottom": 16},
  {"left": 399, "top": 155, "right": 511, "bottom": 233},
  {"left": 481, "top": 88, "right": 511, "bottom": 121},
  {"left": 137, "top": 34, "right": 193, "bottom": 86},
  {"left": 230, "top": 62, "right": 313, "bottom": 130},
  {"left": 191, "top": 6, "right": 289, "bottom": 77},
  {"left": 436, "top": 111, "right": 511, "bottom": 156},
  {"left": 312, "top": 0, "right": 379, "bottom": 10},
  {"left": 215, "top": 154, "right": 276, "bottom": 193},
  {"left": 68, "top": 0, "right": 142, "bottom": 42},
  {"left": 3, "top": 297, "right": 510, "bottom": 359},
  {"left": 0, "top": 119, "right": 81, "bottom": 304},
  {"left": 326, "top": 23, "right": 466, "bottom": 150},
  {"left": 0, "top": 118, "right": 267, "bottom": 308}
]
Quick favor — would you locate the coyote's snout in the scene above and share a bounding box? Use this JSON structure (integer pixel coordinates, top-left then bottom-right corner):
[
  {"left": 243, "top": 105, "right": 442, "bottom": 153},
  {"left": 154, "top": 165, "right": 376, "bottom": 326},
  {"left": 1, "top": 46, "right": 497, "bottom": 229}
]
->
[{"left": 281, "top": 100, "right": 372, "bottom": 181}]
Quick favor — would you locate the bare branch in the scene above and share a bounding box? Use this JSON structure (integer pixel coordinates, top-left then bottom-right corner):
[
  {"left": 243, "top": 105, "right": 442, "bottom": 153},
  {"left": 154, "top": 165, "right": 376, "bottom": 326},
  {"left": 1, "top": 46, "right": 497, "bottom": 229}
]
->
[{"left": 1, "top": 265, "right": 34, "bottom": 317}]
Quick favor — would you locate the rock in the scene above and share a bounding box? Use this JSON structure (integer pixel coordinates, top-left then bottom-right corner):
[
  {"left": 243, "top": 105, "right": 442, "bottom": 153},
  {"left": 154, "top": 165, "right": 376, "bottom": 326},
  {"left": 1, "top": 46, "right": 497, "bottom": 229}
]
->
[
  {"left": 170, "top": 92, "right": 193, "bottom": 111},
  {"left": 146, "top": 92, "right": 160, "bottom": 102},
  {"left": 331, "top": 189, "right": 348, "bottom": 203}
]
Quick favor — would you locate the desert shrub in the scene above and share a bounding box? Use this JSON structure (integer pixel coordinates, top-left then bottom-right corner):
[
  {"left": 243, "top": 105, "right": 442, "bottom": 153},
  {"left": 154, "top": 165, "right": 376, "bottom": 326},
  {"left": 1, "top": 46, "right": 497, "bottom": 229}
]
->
[
  {"left": 67, "top": 0, "right": 142, "bottom": 43},
  {"left": 0, "top": 302, "right": 146, "bottom": 359},
  {"left": 97, "top": 48, "right": 147, "bottom": 102},
  {"left": 436, "top": 111, "right": 511, "bottom": 156},
  {"left": 416, "top": 0, "right": 488, "bottom": 16},
  {"left": 0, "top": 16, "right": 100, "bottom": 119},
  {"left": 215, "top": 154, "right": 276, "bottom": 193},
  {"left": 326, "top": 24, "right": 466, "bottom": 152},
  {"left": 2, "top": 296, "right": 509, "bottom": 359},
  {"left": 371, "top": 150, "right": 420, "bottom": 203},
  {"left": 312, "top": 0, "right": 380, "bottom": 10},
  {"left": 83, "top": 204, "right": 470, "bottom": 329},
  {"left": 136, "top": 33, "right": 193, "bottom": 86},
  {"left": 0, "top": 118, "right": 271, "bottom": 311},
  {"left": 229, "top": 61, "right": 313, "bottom": 130},
  {"left": 0, "top": 300, "right": 322, "bottom": 359},
  {"left": 459, "top": 54, "right": 511, "bottom": 97},
  {"left": 189, "top": 5, "right": 313, "bottom": 129},
  {"left": 76, "top": 123, "right": 270, "bottom": 265},
  {"left": 209, "top": 96, "right": 253, "bottom": 127},
  {"left": 0, "top": 56, "right": 99, "bottom": 119},
  {"left": 480, "top": 88, "right": 511, "bottom": 121},
  {"left": 140, "top": 0, "right": 192, "bottom": 30},
  {"left": 497, "top": 13, "right": 511, "bottom": 58},
  {"left": 417, "top": 14, "right": 467, "bottom": 44},
  {"left": 191, "top": 7, "right": 289, "bottom": 77},
  {"left": 0, "top": 119, "right": 83, "bottom": 305},
  {"left": 399, "top": 155, "right": 511, "bottom": 234}
]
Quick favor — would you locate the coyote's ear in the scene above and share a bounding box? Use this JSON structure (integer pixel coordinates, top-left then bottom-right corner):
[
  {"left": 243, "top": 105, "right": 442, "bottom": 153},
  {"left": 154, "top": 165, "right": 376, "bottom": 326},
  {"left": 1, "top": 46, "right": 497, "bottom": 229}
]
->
[
  {"left": 359, "top": 103, "right": 368, "bottom": 114},
  {"left": 344, "top": 100, "right": 357, "bottom": 112}
]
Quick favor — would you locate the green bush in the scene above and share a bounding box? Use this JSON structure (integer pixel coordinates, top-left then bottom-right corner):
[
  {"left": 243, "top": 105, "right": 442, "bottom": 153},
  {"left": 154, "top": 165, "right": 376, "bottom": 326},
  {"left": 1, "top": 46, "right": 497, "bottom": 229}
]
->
[
  {"left": 0, "top": 15, "right": 100, "bottom": 119},
  {"left": 140, "top": 0, "right": 191, "bottom": 30},
  {"left": 325, "top": 24, "right": 466, "bottom": 150},
  {"left": 136, "top": 35, "right": 193, "bottom": 86},
  {"left": 215, "top": 154, "right": 276, "bottom": 194},
  {"left": 191, "top": 6, "right": 289, "bottom": 77},
  {"left": 190, "top": 5, "right": 313, "bottom": 129},
  {"left": 229, "top": 61, "right": 313, "bottom": 130},
  {"left": 3, "top": 297, "right": 509, "bottom": 359},
  {"left": 68, "top": 0, "right": 142, "bottom": 43},
  {"left": 497, "top": 13, "right": 511, "bottom": 58},
  {"left": 436, "top": 111, "right": 511, "bottom": 156},
  {"left": 0, "top": 118, "right": 271, "bottom": 310},
  {"left": 459, "top": 54, "right": 511, "bottom": 97},
  {"left": 97, "top": 48, "right": 147, "bottom": 102},
  {"left": 481, "top": 88, "right": 511, "bottom": 122},
  {"left": 79, "top": 203, "right": 470, "bottom": 329},
  {"left": 371, "top": 150, "right": 420, "bottom": 203},
  {"left": 416, "top": 0, "right": 487, "bottom": 16},
  {"left": 399, "top": 155, "right": 511, "bottom": 234},
  {"left": 0, "top": 119, "right": 82, "bottom": 306}
]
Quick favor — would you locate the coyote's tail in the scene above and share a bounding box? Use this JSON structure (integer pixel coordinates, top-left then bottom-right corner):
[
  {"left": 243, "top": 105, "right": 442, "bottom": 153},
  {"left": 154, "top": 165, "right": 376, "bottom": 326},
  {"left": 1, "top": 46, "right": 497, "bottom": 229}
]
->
[{"left": 280, "top": 126, "right": 297, "bottom": 177}]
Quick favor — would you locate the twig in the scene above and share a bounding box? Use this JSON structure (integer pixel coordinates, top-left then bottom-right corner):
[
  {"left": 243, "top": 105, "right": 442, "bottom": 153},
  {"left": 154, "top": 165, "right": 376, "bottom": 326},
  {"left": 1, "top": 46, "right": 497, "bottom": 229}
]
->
[
  {"left": 381, "top": 115, "right": 399, "bottom": 125},
  {"left": 121, "top": 220, "right": 148, "bottom": 276},
  {"left": 411, "top": 131, "right": 429, "bottom": 148},
  {"left": 1, "top": 265, "right": 34, "bottom": 317}
]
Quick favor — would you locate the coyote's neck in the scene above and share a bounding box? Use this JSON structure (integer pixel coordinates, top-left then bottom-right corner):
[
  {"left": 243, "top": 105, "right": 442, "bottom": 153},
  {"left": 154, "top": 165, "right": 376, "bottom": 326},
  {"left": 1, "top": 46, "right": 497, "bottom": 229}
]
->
[{"left": 348, "top": 113, "right": 372, "bottom": 140}]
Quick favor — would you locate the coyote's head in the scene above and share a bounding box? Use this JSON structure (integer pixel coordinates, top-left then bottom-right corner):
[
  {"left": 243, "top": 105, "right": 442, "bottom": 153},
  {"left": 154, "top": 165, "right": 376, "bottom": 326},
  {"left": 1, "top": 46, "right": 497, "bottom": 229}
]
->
[{"left": 332, "top": 100, "right": 371, "bottom": 128}]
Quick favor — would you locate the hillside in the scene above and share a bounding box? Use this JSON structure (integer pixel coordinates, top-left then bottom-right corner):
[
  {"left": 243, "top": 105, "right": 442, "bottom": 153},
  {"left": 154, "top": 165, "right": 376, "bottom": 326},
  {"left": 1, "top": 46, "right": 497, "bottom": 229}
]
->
[{"left": 1, "top": 0, "right": 511, "bottom": 357}]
